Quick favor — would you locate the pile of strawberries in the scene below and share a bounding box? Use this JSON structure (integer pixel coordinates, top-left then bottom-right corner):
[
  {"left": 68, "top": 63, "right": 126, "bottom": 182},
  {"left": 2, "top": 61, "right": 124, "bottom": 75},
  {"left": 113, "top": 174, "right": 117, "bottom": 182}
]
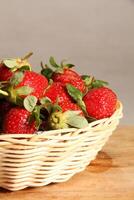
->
[{"left": 0, "top": 53, "right": 117, "bottom": 134}]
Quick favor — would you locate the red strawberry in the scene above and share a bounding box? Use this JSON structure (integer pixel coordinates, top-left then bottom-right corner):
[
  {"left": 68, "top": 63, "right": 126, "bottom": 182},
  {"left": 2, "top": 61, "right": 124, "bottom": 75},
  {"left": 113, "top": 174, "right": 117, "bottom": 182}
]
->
[
  {"left": 3, "top": 107, "right": 37, "bottom": 134},
  {"left": 41, "top": 57, "right": 86, "bottom": 92},
  {"left": 0, "top": 52, "right": 32, "bottom": 81},
  {"left": 83, "top": 87, "right": 117, "bottom": 119},
  {"left": 15, "top": 71, "right": 48, "bottom": 98},
  {"left": 44, "top": 82, "right": 82, "bottom": 112},
  {"left": 7, "top": 71, "right": 48, "bottom": 103},
  {"left": 0, "top": 64, "right": 13, "bottom": 81},
  {"left": 52, "top": 68, "right": 86, "bottom": 93}
]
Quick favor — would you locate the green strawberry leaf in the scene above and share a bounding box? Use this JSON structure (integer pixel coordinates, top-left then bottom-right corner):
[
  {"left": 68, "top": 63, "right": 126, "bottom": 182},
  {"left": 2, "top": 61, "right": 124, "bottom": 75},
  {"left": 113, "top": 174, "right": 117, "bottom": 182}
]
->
[
  {"left": 92, "top": 80, "right": 109, "bottom": 88},
  {"left": 64, "top": 110, "right": 81, "bottom": 118},
  {"left": 52, "top": 104, "right": 62, "bottom": 113},
  {"left": 60, "top": 59, "right": 67, "bottom": 68},
  {"left": 65, "top": 63, "right": 75, "bottom": 68},
  {"left": 19, "top": 65, "right": 31, "bottom": 72},
  {"left": 3, "top": 59, "right": 18, "bottom": 69},
  {"left": 66, "top": 84, "right": 87, "bottom": 113},
  {"left": 28, "top": 105, "right": 41, "bottom": 129},
  {"left": 33, "top": 105, "right": 41, "bottom": 128},
  {"left": 40, "top": 97, "right": 52, "bottom": 105},
  {"left": 41, "top": 68, "right": 53, "bottom": 80},
  {"left": 49, "top": 57, "right": 60, "bottom": 68},
  {"left": 65, "top": 111, "right": 88, "bottom": 128},
  {"left": 66, "top": 83, "right": 83, "bottom": 101},
  {"left": 61, "top": 59, "right": 75, "bottom": 69},
  {"left": 24, "top": 95, "right": 38, "bottom": 112},
  {"left": 46, "top": 97, "right": 62, "bottom": 113},
  {"left": 81, "top": 75, "right": 94, "bottom": 86},
  {"left": 10, "top": 71, "right": 24, "bottom": 86},
  {"left": 15, "top": 86, "right": 34, "bottom": 96},
  {"left": 54, "top": 68, "right": 64, "bottom": 73},
  {"left": 40, "top": 97, "right": 52, "bottom": 113}
]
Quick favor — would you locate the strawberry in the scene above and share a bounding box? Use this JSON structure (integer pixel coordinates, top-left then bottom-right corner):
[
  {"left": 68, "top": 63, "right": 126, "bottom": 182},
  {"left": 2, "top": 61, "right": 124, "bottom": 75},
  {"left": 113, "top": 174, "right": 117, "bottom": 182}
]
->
[
  {"left": 52, "top": 68, "right": 86, "bottom": 93},
  {"left": 3, "top": 107, "right": 37, "bottom": 134},
  {"left": 41, "top": 57, "right": 86, "bottom": 92},
  {"left": 83, "top": 87, "right": 117, "bottom": 119},
  {"left": 4, "top": 70, "right": 48, "bottom": 104},
  {"left": 0, "top": 52, "right": 32, "bottom": 81},
  {"left": 44, "top": 82, "right": 82, "bottom": 112},
  {"left": 14, "top": 71, "right": 48, "bottom": 99},
  {"left": 0, "top": 64, "right": 13, "bottom": 81}
]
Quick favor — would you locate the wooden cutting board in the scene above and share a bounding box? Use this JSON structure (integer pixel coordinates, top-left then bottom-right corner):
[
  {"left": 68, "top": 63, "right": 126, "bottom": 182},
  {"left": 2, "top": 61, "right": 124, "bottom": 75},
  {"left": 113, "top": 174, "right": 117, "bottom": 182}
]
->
[{"left": 0, "top": 126, "right": 134, "bottom": 200}]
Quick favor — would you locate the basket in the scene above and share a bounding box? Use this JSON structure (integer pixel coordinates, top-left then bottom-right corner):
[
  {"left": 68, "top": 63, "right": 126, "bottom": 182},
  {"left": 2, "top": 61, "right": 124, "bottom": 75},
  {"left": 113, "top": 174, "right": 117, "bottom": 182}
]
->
[{"left": 0, "top": 101, "right": 123, "bottom": 191}]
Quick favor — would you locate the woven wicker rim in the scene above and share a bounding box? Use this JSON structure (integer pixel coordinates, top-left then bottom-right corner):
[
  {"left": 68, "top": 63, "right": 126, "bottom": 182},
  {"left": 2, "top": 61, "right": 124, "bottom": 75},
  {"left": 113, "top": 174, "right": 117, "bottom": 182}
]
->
[{"left": 0, "top": 101, "right": 123, "bottom": 144}]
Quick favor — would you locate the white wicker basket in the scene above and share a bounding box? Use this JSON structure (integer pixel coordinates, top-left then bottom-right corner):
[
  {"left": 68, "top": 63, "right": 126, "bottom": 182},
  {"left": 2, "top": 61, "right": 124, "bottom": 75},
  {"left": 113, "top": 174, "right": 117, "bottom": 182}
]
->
[{"left": 0, "top": 101, "right": 123, "bottom": 191}]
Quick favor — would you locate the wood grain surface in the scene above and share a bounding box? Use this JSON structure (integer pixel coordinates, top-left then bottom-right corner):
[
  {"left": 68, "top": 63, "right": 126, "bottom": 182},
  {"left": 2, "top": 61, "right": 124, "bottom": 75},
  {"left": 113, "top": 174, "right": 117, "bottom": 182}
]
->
[{"left": 0, "top": 126, "right": 133, "bottom": 200}]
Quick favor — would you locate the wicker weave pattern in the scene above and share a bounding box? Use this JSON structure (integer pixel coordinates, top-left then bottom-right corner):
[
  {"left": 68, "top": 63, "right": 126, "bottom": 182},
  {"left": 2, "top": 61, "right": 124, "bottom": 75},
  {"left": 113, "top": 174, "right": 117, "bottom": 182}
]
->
[{"left": 0, "top": 102, "right": 123, "bottom": 191}]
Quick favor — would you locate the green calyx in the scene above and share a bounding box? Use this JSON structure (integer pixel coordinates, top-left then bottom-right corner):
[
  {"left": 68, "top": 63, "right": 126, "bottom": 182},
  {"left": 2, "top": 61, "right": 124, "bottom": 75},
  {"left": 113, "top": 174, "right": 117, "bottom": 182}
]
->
[
  {"left": 81, "top": 75, "right": 108, "bottom": 89},
  {"left": 41, "top": 57, "right": 75, "bottom": 80},
  {"left": 49, "top": 111, "right": 68, "bottom": 129},
  {"left": 29, "top": 105, "right": 41, "bottom": 129},
  {"left": 91, "top": 80, "right": 109, "bottom": 88},
  {"left": 10, "top": 71, "right": 24, "bottom": 86},
  {"left": 5, "top": 72, "right": 34, "bottom": 104},
  {"left": 33, "top": 97, "right": 63, "bottom": 130},
  {"left": 81, "top": 75, "right": 94, "bottom": 87},
  {"left": 7, "top": 85, "right": 34, "bottom": 104},
  {"left": 66, "top": 83, "right": 87, "bottom": 114},
  {"left": 4, "top": 86, "right": 32, "bottom": 106},
  {"left": 40, "top": 97, "right": 62, "bottom": 114},
  {"left": 24, "top": 95, "right": 38, "bottom": 112},
  {"left": 49, "top": 56, "right": 75, "bottom": 71},
  {"left": 23, "top": 95, "right": 42, "bottom": 128},
  {"left": 66, "top": 83, "right": 102, "bottom": 122},
  {"left": 2, "top": 52, "right": 33, "bottom": 72},
  {"left": 24, "top": 96, "right": 63, "bottom": 130},
  {"left": 48, "top": 110, "right": 88, "bottom": 130}
]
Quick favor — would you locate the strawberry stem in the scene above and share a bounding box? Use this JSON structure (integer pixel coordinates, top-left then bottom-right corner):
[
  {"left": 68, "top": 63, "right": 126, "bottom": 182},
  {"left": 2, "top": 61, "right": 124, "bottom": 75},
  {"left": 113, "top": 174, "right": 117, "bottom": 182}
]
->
[
  {"left": 21, "top": 52, "right": 33, "bottom": 61},
  {"left": 41, "top": 61, "right": 47, "bottom": 69}
]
